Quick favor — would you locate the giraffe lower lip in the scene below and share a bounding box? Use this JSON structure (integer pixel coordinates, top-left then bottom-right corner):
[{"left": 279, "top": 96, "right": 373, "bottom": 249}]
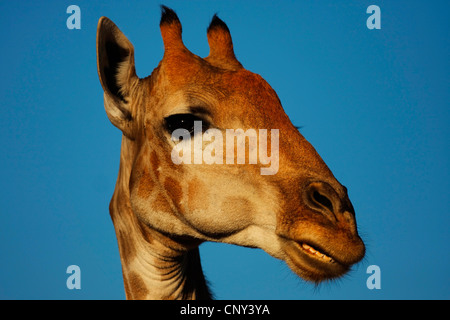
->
[{"left": 283, "top": 240, "right": 349, "bottom": 282}]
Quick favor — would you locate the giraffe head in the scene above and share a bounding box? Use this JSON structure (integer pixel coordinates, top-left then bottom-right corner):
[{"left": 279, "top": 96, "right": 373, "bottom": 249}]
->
[{"left": 97, "top": 7, "right": 365, "bottom": 284}]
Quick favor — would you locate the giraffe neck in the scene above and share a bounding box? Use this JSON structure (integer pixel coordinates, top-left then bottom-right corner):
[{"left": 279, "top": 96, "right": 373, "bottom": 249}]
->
[{"left": 109, "top": 137, "right": 212, "bottom": 300}]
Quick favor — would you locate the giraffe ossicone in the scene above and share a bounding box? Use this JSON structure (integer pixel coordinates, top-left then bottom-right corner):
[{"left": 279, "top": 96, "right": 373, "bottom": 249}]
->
[{"left": 96, "top": 5, "right": 365, "bottom": 300}]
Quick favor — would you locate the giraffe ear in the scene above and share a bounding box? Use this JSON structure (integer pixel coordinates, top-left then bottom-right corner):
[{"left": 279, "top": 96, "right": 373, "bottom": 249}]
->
[
  {"left": 205, "top": 14, "right": 242, "bottom": 70},
  {"left": 97, "top": 16, "right": 138, "bottom": 139}
]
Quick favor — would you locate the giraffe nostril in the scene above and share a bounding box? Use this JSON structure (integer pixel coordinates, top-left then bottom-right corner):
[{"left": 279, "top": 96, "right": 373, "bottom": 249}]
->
[
  {"left": 304, "top": 181, "right": 341, "bottom": 221},
  {"left": 312, "top": 190, "right": 334, "bottom": 213}
]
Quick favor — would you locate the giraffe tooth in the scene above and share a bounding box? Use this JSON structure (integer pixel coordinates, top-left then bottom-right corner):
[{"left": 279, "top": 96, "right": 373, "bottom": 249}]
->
[{"left": 301, "top": 243, "right": 335, "bottom": 263}]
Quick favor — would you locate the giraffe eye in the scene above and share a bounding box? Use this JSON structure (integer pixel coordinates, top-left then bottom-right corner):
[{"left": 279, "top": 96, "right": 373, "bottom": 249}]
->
[{"left": 164, "top": 113, "right": 209, "bottom": 137}]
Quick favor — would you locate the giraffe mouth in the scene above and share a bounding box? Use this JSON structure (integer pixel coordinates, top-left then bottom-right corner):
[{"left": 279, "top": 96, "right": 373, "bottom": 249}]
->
[{"left": 281, "top": 239, "right": 351, "bottom": 282}]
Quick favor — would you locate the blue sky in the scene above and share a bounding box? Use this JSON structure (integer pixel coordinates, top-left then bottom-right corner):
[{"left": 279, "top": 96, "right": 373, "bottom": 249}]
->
[{"left": 0, "top": 0, "right": 448, "bottom": 299}]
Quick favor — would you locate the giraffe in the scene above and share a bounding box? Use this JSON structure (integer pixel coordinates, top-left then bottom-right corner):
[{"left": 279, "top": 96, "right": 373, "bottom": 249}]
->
[{"left": 96, "top": 6, "right": 365, "bottom": 300}]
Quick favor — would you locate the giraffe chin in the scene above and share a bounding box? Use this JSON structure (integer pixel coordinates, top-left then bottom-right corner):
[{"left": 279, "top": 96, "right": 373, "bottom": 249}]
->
[{"left": 281, "top": 240, "right": 352, "bottom": 283}]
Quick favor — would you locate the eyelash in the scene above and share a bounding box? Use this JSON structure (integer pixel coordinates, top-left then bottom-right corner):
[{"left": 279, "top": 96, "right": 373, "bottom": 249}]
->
[{"left": 164, "top": 113, "right": 210, "bottom": 137}]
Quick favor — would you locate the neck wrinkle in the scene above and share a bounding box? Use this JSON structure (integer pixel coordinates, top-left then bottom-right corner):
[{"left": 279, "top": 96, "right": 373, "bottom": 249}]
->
[{"left": 119, "top": 213, "right": 212, "bottom": 300}]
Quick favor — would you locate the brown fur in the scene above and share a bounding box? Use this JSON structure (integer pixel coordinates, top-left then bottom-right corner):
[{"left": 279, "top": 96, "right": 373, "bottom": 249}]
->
[{"left": 97, "top": 7, "right": 365, "bottom": 299}]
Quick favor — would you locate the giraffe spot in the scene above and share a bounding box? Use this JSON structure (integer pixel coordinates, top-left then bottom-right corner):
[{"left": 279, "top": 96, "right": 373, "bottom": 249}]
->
[
  {"left": 117, "top": 229, "right": 136, "bottom": 265},
  {"left": 150, "top": 150, "right": 160, "bottom": 180},
  {"left": 220, "top": 196, "right": 254, "bottom": 227},
  {"left": 164, "top": 176, "right": 183, "bottom": 212},
  {"left": 137, "top": 219, "right": 154, "bottom": 244},
  {"left": 187, "top": 178, "right": 209, "bottom": 212},
  {"left": 127, "top": 271, "right": 149, "bottom": 299},
  {"left": 123, "top": 272, "right": 131, "bottom": 299},
  {"left": 152, "top": 191, "right": 174, "bottom": 215},
  {"left": 137, "top": 169, "right": 154, "bottom": 199}
]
